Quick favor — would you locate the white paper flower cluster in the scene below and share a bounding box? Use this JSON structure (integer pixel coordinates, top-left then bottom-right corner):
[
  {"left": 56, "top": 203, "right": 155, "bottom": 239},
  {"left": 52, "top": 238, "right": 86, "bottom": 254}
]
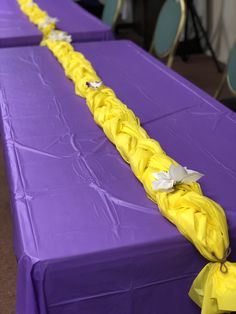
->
[
  {"left": 48, "top": 31, "right": 72, "bottom": 43},
  {"left": 39, "top": 17, "right": 59, "bottom": 28},
  {"left": 152, "top": 165, "right": 203, "bottom": 192}
]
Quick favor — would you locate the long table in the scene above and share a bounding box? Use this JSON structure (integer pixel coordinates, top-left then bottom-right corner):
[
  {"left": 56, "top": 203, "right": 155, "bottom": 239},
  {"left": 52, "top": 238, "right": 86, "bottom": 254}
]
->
[
  {"left": 0, "top": 40, "right": 236, "bottom": 314},
  {"left": 0, "top": 0, "right": 112, "bottom": 48}
]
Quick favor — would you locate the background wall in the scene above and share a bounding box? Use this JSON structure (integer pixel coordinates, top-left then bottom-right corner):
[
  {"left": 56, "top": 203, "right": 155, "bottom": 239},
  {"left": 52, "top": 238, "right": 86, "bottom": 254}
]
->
[
  {"left": 196, "top": 0, "right": 236, "bottom": 63},
  {"left": 104, "top": 0, "right": 236, "bottom": 63}
]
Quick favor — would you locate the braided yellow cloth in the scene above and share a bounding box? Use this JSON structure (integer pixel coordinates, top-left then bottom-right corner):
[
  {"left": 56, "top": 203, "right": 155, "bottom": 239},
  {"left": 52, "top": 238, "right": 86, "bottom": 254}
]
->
[{"left": 17, "top": 1, "right": 236, "bottom": 313}]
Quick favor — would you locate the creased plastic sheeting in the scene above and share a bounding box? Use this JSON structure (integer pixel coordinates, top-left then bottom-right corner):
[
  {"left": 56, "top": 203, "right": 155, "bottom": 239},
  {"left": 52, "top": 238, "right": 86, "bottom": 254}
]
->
[
  {"left": 0, "top": 41, "right": 235, "bottom": 314},
  {"left": 0, "top": 0, "right": 112, "bottom": 48},
  {"left": 16, "top": 255, "right": 40, "bottom": 314}
]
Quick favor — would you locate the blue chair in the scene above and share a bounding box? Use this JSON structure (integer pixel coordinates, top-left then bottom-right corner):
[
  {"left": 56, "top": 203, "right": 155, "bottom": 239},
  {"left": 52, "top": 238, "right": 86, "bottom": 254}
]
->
[
  {"left": 102, "top": 0, "right": 123, "bottom": 29},
  {"left": 150, "top": 0, "right": 186, "bottom": 68}
]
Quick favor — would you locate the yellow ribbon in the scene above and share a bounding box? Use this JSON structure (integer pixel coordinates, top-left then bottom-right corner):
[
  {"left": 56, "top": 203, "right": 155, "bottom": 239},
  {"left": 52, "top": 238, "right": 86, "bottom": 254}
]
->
[{"left": 16, "top": 1, "right": 236, "bottom": 313}]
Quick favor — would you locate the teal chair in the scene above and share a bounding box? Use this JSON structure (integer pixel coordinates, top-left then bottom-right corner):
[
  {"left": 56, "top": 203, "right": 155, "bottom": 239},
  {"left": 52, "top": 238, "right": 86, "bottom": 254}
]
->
[
  {"left": 215, "top": 43, "right": 236, "bottom": 111},
  {"left": 150, "top": 0, "right": 186, "bottom": 68},
  {"left": 102, "top": 0, "right": 123, "bottom": 29},
  {"left": 215, "top": 43, "right": 236, "bottom": 98}
]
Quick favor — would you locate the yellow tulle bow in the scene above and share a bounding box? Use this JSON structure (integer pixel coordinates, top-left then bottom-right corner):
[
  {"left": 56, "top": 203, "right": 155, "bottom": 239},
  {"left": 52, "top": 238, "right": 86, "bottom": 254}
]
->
[{"left": 16, "top": 1, "right": 236, "bottom": 313}]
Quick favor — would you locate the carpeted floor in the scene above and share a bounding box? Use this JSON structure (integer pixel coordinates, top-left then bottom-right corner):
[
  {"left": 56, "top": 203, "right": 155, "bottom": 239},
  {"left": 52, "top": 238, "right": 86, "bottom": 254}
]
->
[
  {"left": 0, "top": 147, "right": 16, "bottom": 314},
  {"left": 0, "top": 54, "right": 233, "bottom": 314}
]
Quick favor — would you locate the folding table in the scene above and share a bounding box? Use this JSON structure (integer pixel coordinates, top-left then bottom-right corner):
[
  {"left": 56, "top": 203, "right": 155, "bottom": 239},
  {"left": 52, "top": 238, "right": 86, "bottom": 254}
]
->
[
  {"left": 0, "top": 0, "right": 112, "bottom": 48},
  {"left": 0, "top": 40, "right": 235, "bottom": 314}
]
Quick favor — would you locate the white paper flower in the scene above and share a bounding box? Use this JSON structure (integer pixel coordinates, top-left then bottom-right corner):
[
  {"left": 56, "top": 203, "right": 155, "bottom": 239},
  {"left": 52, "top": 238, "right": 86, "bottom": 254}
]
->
[
  {"left": 86, "top": 81, "right": 103, "bottom": 89},
  {"left": 38, "top": 17, "right": 59, "bottom": 28},
  {"left": 152, "top": 165, "right": 203, "bottom": 192},
  {"left": 26, "top": 1, "right": 34, "bottom": 7},
  {"left": 48, "top": 31, "right": 72, "bottom": 43}
]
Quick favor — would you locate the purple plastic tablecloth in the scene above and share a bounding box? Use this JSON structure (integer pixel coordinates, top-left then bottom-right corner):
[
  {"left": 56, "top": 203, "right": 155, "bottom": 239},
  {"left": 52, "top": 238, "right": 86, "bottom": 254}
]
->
[
  {"left": 0, "top": 40, "right": 236, "bottom": 314},
  {"left": 0, "top": 0, "right": 112, "bottom": 48}
]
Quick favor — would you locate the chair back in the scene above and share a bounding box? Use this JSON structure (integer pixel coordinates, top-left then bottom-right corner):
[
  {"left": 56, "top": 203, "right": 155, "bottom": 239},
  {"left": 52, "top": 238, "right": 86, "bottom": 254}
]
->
[
  {"left": 227, "top": 43, "right": 236, "bottom": 95},
  {"left": 102, "top": 0, "right": 123, "bottom": 28},
  {"left": 151, "top": 0, "right": 186, "bottom": 67}
]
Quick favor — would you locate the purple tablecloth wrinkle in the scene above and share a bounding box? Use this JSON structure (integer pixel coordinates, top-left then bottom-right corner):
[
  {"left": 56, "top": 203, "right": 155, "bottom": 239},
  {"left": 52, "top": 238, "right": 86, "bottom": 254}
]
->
[
  {"left": 0, "top": 40, "right": 236, "bottom": 314},
  {"left": 0, "top": 0, "right": 112, "bottom": 48}
]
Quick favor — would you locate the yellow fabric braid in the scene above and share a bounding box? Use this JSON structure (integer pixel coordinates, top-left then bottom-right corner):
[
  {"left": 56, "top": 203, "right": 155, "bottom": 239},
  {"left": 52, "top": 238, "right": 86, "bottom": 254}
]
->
[{"left": 16, "top": 1, "right": 236, "bottom": 313}]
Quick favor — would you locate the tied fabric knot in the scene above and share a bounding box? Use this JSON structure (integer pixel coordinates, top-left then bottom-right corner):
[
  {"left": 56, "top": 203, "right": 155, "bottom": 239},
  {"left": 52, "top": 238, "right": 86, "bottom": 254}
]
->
[{"left": 212, "top": 247, "right": 232, "bottom": 273}]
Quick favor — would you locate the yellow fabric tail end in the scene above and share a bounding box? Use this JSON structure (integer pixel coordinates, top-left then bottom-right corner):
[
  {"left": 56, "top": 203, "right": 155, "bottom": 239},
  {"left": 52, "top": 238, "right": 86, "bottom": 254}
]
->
[{"left": 189, "top": 262, "right": 236, "bottom": 314}]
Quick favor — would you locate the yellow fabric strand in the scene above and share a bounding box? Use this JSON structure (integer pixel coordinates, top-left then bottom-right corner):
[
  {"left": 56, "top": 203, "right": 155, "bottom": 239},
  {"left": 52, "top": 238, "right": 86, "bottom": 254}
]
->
[
  {"left": 18, "top": 0, "right": 56, "bottom": 36},
  {"left": 16, "top": 1, "right": 236, "bottom": 313}
]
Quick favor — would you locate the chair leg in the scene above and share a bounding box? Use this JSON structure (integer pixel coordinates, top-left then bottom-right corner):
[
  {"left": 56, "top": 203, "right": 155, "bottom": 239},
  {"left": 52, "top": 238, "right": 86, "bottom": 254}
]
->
[
  {"left": 167, "top": 53, "right": 174, "bottom": 68},
  {"left": 149, "top": 41, "right": 154, "bottom": 54},
  {"left": 215, "top": 71, "right": 227, "bottom": 99}
]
